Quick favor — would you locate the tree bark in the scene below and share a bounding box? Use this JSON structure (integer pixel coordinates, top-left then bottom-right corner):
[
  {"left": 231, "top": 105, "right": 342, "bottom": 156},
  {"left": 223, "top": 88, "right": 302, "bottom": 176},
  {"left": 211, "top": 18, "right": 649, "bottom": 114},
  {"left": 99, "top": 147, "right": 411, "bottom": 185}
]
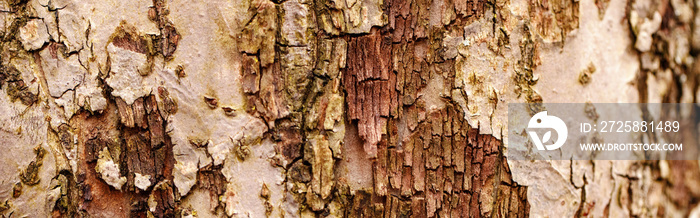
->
[{"left": 0, "top": 0, "right": 698, "bottom": 217}]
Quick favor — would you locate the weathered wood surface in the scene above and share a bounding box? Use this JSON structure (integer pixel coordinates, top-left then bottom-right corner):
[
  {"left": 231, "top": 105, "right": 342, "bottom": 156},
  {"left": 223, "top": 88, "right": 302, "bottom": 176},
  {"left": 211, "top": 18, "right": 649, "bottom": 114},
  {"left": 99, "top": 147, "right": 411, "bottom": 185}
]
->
[{"left": 0, "top": 0, "right": 698, "bottom": 217}]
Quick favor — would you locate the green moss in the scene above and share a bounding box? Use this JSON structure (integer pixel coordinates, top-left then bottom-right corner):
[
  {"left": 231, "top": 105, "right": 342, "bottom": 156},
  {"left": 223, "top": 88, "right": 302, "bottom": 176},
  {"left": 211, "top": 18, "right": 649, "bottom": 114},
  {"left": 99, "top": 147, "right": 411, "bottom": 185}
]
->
[
  {"left": 513, "top": 23, "right": 543, "bottom": 108},
  {"left": 1, "top": 66, "right": 37, "bottom": 106},
  {"left": 234, "top": 142, "right": 251, "bottom": 161},
  {"left": 19, "top": 146, "right": 46, "bottom": 186}
]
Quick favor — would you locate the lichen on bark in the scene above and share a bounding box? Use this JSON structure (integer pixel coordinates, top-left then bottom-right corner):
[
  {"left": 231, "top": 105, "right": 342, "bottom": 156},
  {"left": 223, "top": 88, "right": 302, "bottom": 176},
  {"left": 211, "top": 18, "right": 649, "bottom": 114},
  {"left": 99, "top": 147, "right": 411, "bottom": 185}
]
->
[{"left": 3, "top": 0, "right": 700, "bottom": 216}]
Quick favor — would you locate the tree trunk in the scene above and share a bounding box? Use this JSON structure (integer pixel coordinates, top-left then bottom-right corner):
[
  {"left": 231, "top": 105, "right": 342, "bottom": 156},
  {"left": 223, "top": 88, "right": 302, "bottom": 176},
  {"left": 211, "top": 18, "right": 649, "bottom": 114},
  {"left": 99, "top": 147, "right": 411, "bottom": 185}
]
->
[{"left": 0, "top": 0, "right": 698, "bottom": 217}]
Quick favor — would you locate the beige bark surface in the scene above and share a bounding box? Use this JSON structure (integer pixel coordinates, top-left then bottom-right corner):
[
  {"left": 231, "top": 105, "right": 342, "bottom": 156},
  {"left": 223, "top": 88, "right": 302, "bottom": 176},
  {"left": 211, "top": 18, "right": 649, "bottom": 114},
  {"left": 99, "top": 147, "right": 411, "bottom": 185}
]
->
[{"left": 0, "top": 0, "right": 698, "bottom": 217}]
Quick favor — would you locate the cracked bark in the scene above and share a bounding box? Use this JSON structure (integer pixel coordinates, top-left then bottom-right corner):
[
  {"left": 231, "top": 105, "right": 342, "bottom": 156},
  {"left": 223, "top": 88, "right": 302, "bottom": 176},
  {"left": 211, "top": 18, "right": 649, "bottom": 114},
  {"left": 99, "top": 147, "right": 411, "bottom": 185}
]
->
[{"left": 1, "top": 0, "right": 700, "bottom": 217}]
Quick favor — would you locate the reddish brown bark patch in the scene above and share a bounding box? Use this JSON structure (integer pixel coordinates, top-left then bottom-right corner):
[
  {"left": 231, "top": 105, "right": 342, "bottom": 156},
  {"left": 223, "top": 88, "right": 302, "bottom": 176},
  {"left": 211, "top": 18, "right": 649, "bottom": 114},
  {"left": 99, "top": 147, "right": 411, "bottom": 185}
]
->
[
  {"left": 344, "top": 28, "right": 396, "bottom": 157},
  {"left": 362, "top": 104, "right": 529, "bottom": 217},
  {"left": 72, "top": 102, "right": 132, "bottom": 218},
  {"left": 196, "top": 165, "right": 227, "bottom": 211},
  {"left": 110, "top": 22, "right": 151, "bottom": 55},
  {"left": 71, "top": 93, "right": 176, "bottom": 217},
  {"left": 150, "top": 0, "right": 180, "bottom": 58},
  {"left": 338, "top": 0, "right": 529, "bottom": 216}
]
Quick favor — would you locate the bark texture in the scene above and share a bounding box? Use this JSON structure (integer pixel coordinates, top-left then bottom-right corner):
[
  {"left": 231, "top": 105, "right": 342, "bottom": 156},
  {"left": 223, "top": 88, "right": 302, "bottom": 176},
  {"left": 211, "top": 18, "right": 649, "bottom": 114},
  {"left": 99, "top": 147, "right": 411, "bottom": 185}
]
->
[{"left": 0, "top": 0, "right": 699, "bottom": 217}]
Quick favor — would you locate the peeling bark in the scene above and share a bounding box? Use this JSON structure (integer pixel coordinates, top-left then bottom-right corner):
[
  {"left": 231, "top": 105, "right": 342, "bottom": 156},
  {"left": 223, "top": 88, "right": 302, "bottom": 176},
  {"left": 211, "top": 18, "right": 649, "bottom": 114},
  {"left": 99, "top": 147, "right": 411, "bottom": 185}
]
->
[{"left": 2, "top": 0, "right": 700, "bottom": 217}]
